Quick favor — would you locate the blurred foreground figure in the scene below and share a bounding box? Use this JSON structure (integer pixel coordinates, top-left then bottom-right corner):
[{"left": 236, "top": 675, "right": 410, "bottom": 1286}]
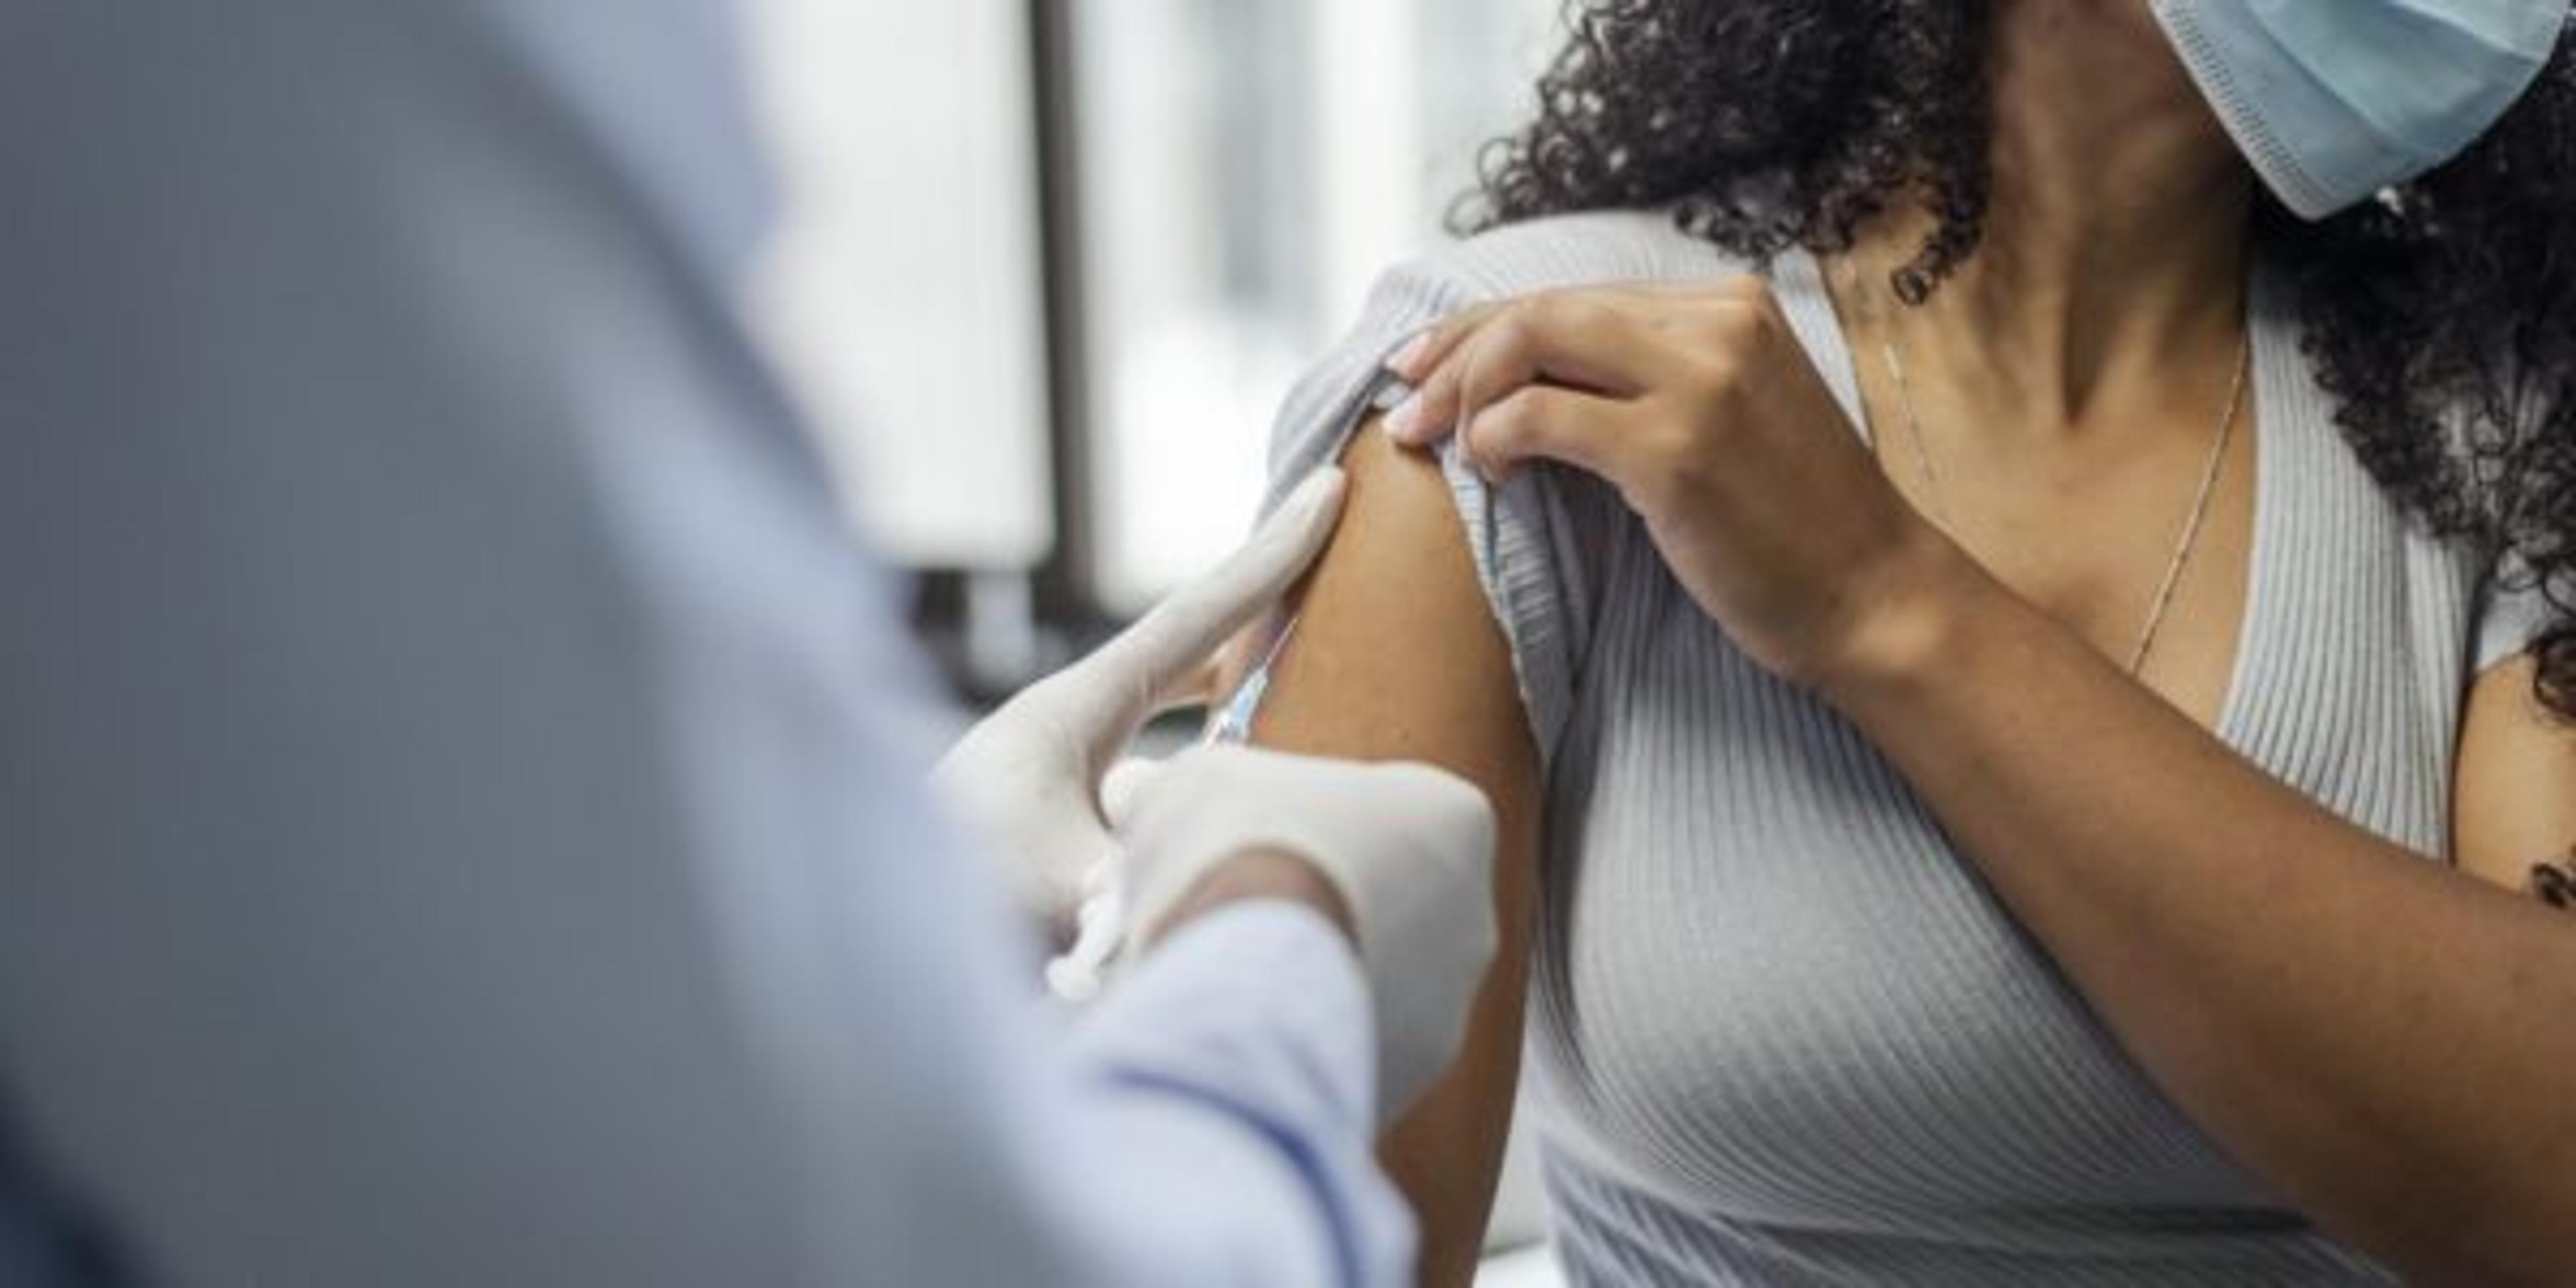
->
[{"left": 0, "top": 3, "right": 1498, "bottom": 1284}]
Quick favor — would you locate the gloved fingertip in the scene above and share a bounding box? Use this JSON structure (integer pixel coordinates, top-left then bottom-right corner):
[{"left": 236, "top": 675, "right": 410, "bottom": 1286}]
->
[
  {"left": 1280, "top": 463, "right": 1348, "bottom": 525},
  {"left": 1099, "top": 755, "right": 1168, "bottom": 830}
]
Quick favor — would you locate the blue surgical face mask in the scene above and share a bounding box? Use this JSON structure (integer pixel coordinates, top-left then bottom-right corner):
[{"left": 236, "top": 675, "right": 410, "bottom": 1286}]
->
[{"left": 2151, "top": 0, "right": 2569, "bottom": 219}]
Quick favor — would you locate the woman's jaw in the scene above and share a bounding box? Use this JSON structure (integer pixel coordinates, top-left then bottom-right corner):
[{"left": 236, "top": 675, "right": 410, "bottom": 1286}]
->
[{"left": 1845, "top": 0, "right": 2255, "bottom": 430}]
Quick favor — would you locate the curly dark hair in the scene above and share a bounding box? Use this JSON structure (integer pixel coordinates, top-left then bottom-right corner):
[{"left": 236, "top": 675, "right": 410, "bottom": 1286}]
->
[{"left": 1458, "top": 0, "right": 2576, "bottom": 717}]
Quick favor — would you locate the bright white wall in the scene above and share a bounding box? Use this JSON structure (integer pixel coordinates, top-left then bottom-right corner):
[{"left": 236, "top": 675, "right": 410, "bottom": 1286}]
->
[
  {"left": 1078, "top": 0, "right": 1568, "bottom": 610},
  {"left": 735, "top": 0, "right": 1568, "bottom": 606},
  {"left": 741, "top": 0, "right": 1056, "bottom": 571}
]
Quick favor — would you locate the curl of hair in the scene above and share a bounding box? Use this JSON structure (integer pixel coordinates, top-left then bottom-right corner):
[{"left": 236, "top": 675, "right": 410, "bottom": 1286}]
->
[{"left": 1460, "top": 1, "right": 2576, "bottom": 716}]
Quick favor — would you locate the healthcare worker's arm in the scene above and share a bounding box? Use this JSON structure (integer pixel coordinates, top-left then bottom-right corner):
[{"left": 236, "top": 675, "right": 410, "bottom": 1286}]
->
[
  {"left": 1235, "top": 427, "right": 1546, "bottom": 1288},
  {"left": 0, "top": 2, "right": 1464, "bottom": 1284}
]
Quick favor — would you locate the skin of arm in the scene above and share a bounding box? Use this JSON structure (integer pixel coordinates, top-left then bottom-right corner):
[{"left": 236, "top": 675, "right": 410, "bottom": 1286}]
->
[
  {"left": 2456, "top": 655, "right": 2576, "bottom": 891},
  {"left": 1819, "top": 540, "right": 2576, "bottom": 1286},
  {"left": 1236, "top": 423, "right": 1544, "bottom": 1288},
  {"left": 1390, "top": 265, "right": 2576, "bottom": 1281}
]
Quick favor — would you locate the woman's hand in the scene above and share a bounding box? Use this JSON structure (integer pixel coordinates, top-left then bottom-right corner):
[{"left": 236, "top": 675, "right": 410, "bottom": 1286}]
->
[{"left": 1385, "top": 276, "right": 1955, "bottom": 686}]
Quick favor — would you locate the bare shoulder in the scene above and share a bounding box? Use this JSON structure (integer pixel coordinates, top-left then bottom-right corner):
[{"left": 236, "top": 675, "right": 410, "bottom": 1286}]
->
[
  {"left": 1252, "top": 424, "right": 1532, "bottom": 784},
  {"left": 1248, "top": 420, "right": 1543, "bottom": 1288}
]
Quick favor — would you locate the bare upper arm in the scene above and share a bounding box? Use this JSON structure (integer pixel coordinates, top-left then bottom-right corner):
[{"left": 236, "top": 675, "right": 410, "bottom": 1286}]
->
[
  {"left": 2455, "top": 657, "right": 2576, "bottom": 891},
  {"left": 1244, "top": 421, "right": 1542, "bottom": 1287}
]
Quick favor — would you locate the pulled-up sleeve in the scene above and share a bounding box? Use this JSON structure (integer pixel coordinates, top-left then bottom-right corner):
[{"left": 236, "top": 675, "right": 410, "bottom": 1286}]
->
[{"left": 1258, "top": 257, "right": 1621, "bottom": 767}]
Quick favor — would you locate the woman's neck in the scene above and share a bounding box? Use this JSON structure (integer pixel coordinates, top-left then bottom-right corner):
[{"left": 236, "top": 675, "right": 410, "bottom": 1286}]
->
[{"left": 1849, "top": 0, "right": 2255, "bottom": 431}]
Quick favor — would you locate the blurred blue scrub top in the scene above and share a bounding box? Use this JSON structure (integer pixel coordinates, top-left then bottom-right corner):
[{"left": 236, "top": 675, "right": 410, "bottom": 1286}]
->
[{"left": 0, "top": 2, "right": 1411, "bottom": 1284}]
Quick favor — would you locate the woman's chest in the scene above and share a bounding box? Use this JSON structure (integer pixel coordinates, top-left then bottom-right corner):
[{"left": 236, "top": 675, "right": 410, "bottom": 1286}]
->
[{"left": 1525, "top": 513, "right": 2480, "bottom": 1220}]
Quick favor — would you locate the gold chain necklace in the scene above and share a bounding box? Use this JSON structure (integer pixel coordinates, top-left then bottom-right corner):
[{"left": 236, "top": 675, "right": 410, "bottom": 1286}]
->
[{"left": 1854, "top": 268, "right": 2251, "bottom": 677}]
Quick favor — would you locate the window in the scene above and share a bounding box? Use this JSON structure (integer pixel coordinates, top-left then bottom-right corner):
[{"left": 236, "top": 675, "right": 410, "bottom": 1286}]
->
[
  {"left": 741, "top": 0, "right": 1566, "bottom": 625},
  {"left": 1071, "top": 0, "right": 1565, "bottom": 610},
  {"left": 743, "top": 0, "right": 1057, "bottom": 572}
]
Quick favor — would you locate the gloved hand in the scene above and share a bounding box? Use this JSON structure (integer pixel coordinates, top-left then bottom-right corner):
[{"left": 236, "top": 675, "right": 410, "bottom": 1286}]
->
[
  {"left": 934, "top": 467, "right": 1350, "bottom": 936},
  {"left": 1111, "top": 744, "right": 1498, "bottom": 1123}
]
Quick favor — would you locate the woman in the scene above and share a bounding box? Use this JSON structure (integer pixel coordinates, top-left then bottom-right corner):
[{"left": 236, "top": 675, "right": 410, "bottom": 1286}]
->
[{"left": 1234, "top": 1, "right": 2576, "bottom": 1283}]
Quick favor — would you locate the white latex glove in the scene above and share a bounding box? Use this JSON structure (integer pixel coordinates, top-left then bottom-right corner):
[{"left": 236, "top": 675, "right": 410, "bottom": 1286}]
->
[
  {"left": 934, "top": 467, "right": 1349, "bottom": 933},
  {"left": 1112, "top": 744, "right": 1499, "bottom": 1123}
]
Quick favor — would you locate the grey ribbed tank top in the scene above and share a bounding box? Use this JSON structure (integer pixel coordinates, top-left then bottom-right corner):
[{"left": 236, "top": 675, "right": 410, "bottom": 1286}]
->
[{"left": 1256, "top": 210, "right": 2544, "bottom": 1285}]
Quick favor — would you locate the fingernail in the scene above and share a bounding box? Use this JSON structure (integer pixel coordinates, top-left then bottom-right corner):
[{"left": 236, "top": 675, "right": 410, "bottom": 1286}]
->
[
  {"left": 1387, "top": 331, "right": 1432, "bottom": 376},
  {"left": 1383, "top": 392, "right": 1422, "bottom": 442}
]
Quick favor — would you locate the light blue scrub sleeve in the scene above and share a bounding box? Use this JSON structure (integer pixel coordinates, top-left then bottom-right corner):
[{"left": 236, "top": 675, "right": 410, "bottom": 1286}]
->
[{"left": 0, "top": 3, "right": 1409, "bottom": 1285}]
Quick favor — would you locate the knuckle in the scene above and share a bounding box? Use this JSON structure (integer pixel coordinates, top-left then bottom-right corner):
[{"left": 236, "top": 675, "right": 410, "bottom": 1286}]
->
[
  {"left": 1705, "top": 303, "right": 1764, "bottom": 346},
  {"left": 1716, "top": 274, "right": 1774, "bottom": 307},
  {"left": 1680, "top": 348, "right": 1745, "bottom": 398},
  {"left": 1440, "top": 302, "right": 1494, "bottom": 337},
  {"left": 1669, "top": 453, "right": 1725, "bottom": 497},
  {"left": 1477, "top": 389, "right": 1542, "bottom": 441},
  {"left": 1621, "top": 475, "right": 1678, "bottom": 519},
  {"left": 1542, "top": 291, "right": 1610, "bottom": 332},
  {"left": 1662, "top": 439, "right": 1731, "bottom": 502},
  {"left": 1645, "top": 425, "right": 1717, "bottom": 492},
  {"left": 1621, "top": 456, "right": 1686, "bottom": 515}
]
